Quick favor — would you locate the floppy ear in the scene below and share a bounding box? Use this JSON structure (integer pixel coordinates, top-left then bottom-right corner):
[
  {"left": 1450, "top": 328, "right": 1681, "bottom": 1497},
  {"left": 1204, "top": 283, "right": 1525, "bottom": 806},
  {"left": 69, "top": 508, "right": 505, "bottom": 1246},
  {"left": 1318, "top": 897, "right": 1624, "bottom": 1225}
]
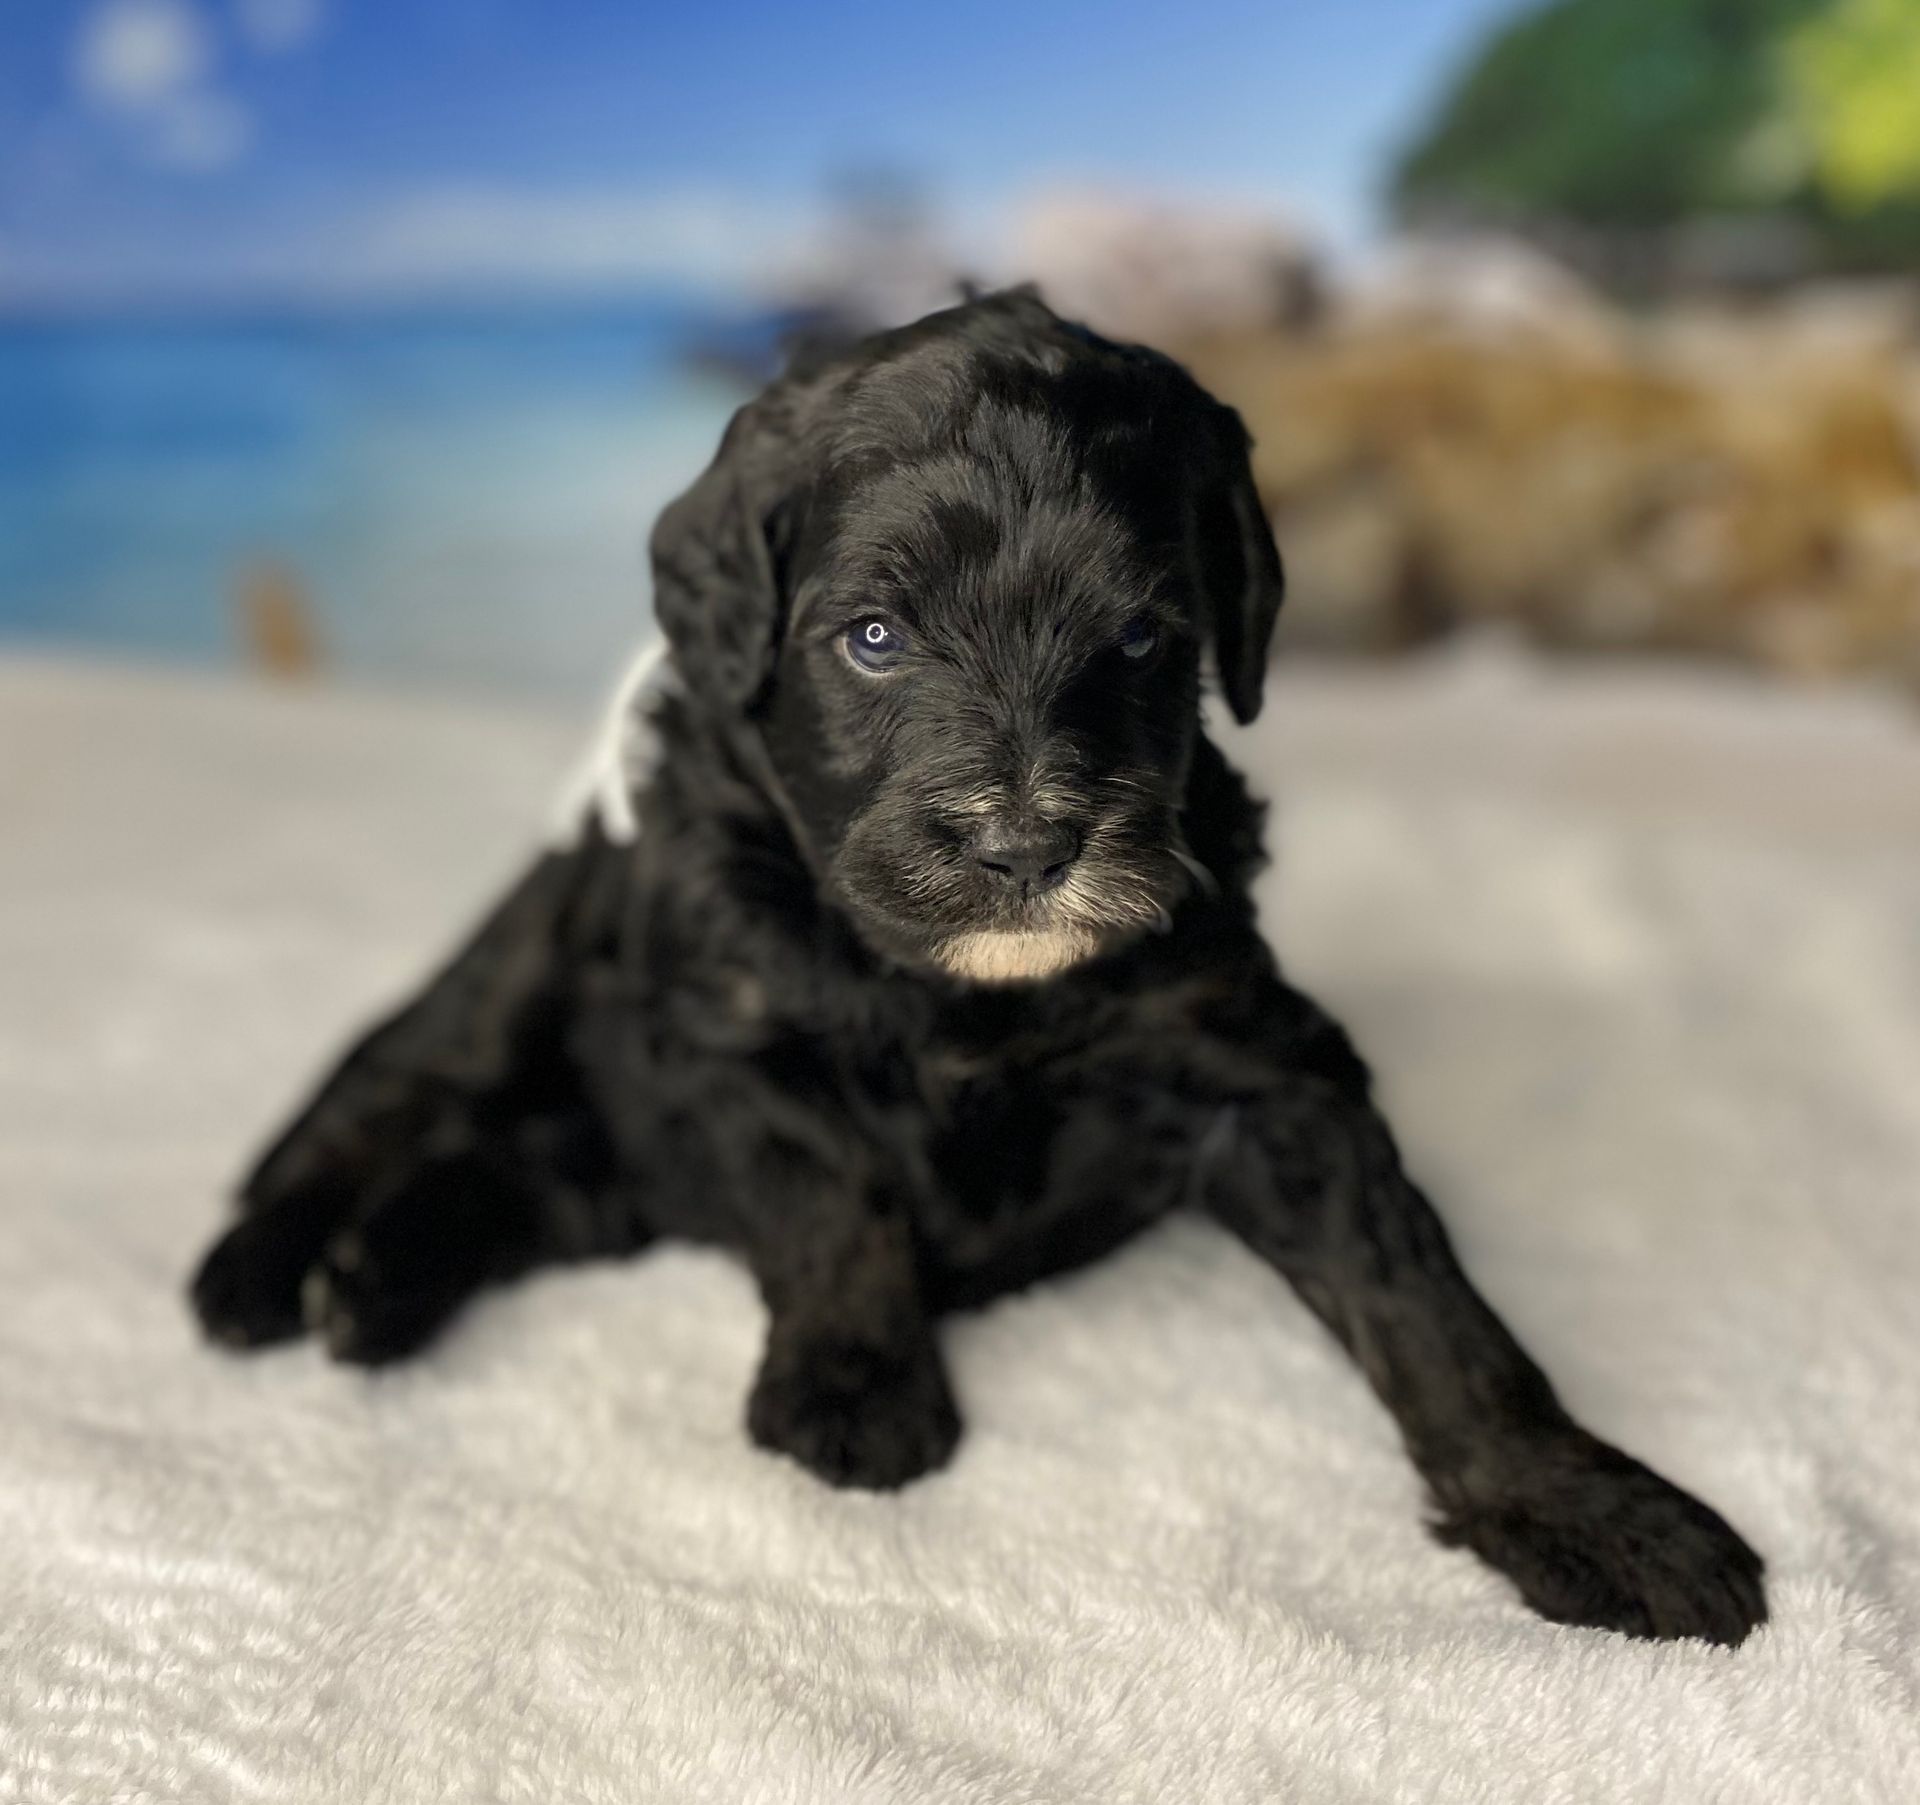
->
[
  {"left": 649, "top": 401, "right": 794, "bottom": 713},
  {"left": 1190, "top": 403, "right": 1286, "bottom": 725}
]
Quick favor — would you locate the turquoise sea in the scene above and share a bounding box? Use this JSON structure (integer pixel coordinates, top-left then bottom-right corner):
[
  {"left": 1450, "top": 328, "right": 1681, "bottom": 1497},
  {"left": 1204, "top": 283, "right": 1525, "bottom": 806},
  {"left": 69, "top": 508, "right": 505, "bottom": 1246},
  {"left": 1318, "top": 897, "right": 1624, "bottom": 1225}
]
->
[{"left": 0, "top": 300, "right": 749, "bottom": 697}]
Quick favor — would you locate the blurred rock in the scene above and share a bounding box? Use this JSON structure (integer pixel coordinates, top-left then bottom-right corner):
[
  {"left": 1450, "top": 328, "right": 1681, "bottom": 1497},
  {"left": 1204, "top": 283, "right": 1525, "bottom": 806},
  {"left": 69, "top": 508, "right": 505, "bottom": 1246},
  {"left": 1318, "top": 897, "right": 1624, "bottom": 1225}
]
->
[
  {"left": 769, "top": 170, "right": 967, "bottom": 344},
  {"left": 1179, "top": 243, "right": 1920, "bottom": 698},
  {"left": 1009, "top": 188, "right": 1322, "bottom": 349},
  {"left": 1344, "top": 234, "right": 1621, "bottom": 357},
  {"left": 1270, "top": 470, "right": 1426, "bottom": 651}
]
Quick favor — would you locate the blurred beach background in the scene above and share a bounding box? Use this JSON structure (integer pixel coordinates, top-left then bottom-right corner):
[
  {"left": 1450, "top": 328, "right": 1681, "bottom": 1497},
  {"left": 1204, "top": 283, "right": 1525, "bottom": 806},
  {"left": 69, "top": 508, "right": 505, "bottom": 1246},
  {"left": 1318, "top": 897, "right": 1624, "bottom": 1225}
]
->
[
  {"left": 9, "top": 0, "right": 1920, "bottom": 702},
  {"left": 13, "top": 13, "right": 1920, "bottom": 1794}
]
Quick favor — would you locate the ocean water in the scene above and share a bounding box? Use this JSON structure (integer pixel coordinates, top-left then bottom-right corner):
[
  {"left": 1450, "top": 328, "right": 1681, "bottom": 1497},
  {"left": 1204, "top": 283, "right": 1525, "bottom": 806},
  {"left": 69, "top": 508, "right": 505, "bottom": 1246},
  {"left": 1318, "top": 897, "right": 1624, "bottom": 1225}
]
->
[{"left": 0, "top": 301, "right": 748, "bottom": 697}]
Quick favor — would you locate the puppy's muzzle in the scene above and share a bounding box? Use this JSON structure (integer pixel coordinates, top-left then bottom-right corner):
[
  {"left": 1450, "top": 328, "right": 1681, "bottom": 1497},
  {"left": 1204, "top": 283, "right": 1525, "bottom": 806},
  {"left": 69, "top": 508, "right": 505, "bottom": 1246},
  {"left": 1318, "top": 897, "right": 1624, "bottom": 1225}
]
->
[{"left": 971, "top": 815, "right": 1082, "bottom": 898}]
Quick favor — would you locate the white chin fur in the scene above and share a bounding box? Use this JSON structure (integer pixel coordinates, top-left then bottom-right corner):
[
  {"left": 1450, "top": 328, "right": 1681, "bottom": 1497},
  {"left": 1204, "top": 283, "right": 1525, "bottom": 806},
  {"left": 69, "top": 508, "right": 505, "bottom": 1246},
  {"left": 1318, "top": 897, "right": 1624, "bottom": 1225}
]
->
[{"left": 934, "top": 928, "right": 1102, "bottom": 985}]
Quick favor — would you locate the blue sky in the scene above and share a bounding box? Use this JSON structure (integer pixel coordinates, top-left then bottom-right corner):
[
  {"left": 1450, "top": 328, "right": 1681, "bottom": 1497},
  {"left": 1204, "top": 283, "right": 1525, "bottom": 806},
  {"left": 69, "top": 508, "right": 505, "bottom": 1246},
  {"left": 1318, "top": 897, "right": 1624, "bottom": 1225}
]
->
[{"left": 0, "top": 0, "right": 1522, "bottom": 307}]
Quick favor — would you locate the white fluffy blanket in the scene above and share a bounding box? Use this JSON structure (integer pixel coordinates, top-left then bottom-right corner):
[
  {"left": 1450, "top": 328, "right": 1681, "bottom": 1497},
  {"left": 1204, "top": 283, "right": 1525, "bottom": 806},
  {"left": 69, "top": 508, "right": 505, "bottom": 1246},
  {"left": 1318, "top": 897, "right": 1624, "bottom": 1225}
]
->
[{"left": 4, "top": 649, "right": 1919, "bottom": 1804}]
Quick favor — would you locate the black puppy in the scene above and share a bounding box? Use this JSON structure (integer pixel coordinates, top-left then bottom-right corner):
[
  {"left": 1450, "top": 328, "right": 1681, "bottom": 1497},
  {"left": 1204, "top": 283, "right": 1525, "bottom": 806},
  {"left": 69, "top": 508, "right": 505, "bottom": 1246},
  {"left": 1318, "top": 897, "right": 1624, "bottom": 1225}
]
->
[{"left": 192, "top": 292, "right": 1765, "bottom": 1645}]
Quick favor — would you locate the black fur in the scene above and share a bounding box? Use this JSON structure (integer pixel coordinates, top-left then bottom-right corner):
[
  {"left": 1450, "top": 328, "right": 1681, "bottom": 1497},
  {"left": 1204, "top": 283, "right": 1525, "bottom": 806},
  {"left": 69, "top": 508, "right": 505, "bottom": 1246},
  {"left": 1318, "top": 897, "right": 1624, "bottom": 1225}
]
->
[{"left": 191, "top": 292, "right": 1765, "bottom": 1645}]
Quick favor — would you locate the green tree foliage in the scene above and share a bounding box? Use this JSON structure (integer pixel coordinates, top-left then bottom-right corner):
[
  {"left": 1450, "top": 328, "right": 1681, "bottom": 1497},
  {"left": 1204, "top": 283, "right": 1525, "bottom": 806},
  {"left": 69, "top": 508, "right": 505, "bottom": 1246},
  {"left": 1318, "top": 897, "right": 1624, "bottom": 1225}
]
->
[
  {"left": 1393, "top": 0, "right": 1920, "bottom": 267},
  {"left": 1789, "top": 0, "right": 1920, "bottom": 209}
]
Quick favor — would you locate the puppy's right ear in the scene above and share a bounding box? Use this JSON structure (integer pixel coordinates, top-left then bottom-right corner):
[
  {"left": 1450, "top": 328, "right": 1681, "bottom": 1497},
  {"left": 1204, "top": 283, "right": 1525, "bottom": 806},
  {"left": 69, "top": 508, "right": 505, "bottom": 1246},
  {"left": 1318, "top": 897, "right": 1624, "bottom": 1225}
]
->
[{"left": 650, "top": 400, "right": 795, "bottom": 714}]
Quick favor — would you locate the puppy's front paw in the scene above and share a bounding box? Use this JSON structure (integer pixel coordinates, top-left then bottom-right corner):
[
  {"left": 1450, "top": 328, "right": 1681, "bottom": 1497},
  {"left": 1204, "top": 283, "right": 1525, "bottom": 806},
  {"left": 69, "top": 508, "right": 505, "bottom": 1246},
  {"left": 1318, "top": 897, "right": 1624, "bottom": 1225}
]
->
[
  {"left": 191, "top": 1210, "right": 321, "bottom": 1349},
  {"left": 748, "top": 1332, "right": 961, "bottom": 1490},
  {"left": 1436, "top": 1434, "right": 1767, "bottom": 1646},
  {"left": 303, "top": 1225, "right": 469, "bottom": 1367}
]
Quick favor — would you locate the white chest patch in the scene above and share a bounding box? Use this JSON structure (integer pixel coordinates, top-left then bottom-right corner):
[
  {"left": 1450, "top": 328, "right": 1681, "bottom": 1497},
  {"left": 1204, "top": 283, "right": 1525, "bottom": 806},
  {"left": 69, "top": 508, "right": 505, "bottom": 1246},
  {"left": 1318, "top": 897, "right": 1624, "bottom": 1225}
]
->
[{"left": 546, "top": 637, "right": 672, "bottom": 849}]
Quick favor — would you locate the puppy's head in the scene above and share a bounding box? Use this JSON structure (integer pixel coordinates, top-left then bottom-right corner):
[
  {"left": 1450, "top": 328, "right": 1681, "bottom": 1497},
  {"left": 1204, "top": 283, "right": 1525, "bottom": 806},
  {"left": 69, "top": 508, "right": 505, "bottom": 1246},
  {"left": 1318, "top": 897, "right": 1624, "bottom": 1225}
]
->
[{"left": 652, "top": 292, "right": 1284, "bottom": 984}]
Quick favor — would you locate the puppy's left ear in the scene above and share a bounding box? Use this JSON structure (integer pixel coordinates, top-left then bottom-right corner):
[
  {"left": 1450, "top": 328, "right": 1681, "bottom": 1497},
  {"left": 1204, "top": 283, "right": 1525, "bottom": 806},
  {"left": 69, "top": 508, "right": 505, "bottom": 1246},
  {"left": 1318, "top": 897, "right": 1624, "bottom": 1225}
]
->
[
  {"left": 650, "top": 399, "right": 796, "bottom": 713},
  {"left": 1191, "top": 403, "right": 1285, "bottom": 725}
]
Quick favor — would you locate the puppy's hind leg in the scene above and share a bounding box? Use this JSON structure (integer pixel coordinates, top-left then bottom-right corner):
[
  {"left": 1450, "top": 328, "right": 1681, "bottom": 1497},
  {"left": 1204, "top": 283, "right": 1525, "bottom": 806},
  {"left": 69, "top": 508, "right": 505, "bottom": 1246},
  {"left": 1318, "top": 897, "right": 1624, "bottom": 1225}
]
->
[
  {"left": 307, "top": 1111, "right": 630, "bottom": 1366},
  {"left": 191, "top": 842, "right": 618, "bottom": 1349}
]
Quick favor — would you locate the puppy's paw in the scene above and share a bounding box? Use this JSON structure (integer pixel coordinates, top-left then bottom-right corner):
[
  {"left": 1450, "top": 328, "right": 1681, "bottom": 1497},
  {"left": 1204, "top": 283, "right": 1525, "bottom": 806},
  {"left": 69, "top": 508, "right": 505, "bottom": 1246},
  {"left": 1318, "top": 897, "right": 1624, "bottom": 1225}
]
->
[
  {"left": 748, "top": 1333, "right": 961, "bottom": 1491},
  {"left": 304, "top": 1148, "right": 531, "bottom": 1366},
  {"left": 303, "top": 1225, "right": 472, "bottom": 1367},
  {"left": 191, "top": 1211, "right": 321, "bottom": 1349},
  {"left": 1436, "top": 1434, "right": 1767, "bottom": 1646}
]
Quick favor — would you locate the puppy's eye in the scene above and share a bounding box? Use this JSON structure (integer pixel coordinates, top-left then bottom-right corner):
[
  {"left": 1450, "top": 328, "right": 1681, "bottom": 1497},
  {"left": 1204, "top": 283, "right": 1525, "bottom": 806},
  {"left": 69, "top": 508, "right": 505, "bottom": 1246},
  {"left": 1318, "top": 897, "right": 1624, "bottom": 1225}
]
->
[
  {"left": 1117, "top": 616, "right": 1161, "bottom": 661},
  {"left": 844, "top": 618, "right": 907, "bottom": 673}
]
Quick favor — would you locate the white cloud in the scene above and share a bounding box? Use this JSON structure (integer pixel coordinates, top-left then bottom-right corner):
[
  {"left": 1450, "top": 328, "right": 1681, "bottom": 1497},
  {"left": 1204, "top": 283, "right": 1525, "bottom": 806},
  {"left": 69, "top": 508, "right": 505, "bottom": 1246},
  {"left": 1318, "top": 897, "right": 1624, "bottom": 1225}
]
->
[
  {"left": 338, "top": 187, "right": 815, "bottom": 297},
  {"left": 234, "top": 0, "right": 324, "bottom": 54},
  {"left": 74, "top": 0, "right": 211, "bottom": 107},
  {"left": 150, "top": 90, "right": 252, "bottom": 169},
  {"left": 71, "top": 0, "right": 261, "bottom": 175}
]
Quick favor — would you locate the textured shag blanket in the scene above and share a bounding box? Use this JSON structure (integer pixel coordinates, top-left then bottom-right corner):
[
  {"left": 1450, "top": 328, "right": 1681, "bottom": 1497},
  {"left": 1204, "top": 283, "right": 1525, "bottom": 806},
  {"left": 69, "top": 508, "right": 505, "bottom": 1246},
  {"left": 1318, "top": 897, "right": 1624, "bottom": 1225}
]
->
[{"left": 3, "top": 648, "right": 1918, "bottom": 1804}]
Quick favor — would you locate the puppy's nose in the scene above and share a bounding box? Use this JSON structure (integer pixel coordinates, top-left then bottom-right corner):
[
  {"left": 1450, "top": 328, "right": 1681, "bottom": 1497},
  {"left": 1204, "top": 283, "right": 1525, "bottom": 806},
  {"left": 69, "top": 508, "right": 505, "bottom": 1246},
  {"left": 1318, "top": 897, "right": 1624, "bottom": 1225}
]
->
[{"left": 973, "top": 817, "right": 1081, "bottom": 893}]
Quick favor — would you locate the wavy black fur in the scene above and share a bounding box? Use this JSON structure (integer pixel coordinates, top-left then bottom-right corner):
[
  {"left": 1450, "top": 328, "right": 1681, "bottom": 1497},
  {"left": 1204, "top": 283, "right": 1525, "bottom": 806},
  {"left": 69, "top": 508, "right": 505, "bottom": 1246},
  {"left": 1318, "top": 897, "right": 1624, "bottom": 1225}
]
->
[{"left": 191, "top": 292, "right": 1765, "bottom": 1643}]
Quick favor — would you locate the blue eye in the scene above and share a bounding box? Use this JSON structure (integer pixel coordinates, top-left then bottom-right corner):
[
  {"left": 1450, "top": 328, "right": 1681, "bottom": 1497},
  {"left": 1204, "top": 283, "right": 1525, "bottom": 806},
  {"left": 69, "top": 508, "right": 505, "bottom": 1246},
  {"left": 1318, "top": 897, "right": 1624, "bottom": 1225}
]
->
[
  {"left": 845, "top": 618, "right": 906, "bottom": 672},
  {"left": 1118, "top": 616, "right": 1161, "bottom": 661}
]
